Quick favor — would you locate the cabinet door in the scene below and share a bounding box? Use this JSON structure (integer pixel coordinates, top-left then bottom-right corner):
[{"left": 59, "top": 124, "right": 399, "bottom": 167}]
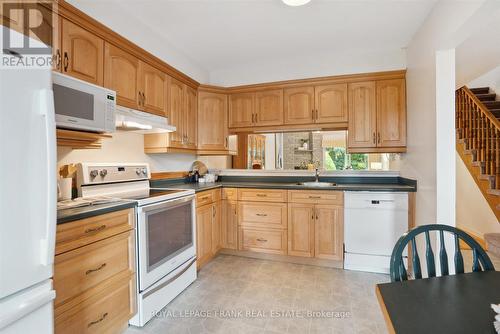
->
[
  {"left": 184, "top": 86, "right": 198, "bottom": 150},
  {"left": 284, "top": 86, "right": 315, "bottom": 125},
  {"left": 139, "top": 61, "right": 167, "bottom": 116},
  {"left": 212, "top": 202, "right": 221, "bottom": 254},
  {"left": 315, "top": 205, "right": 343, "bottom": 261},
  {"left": 168, "top": 77, "right": 185, "bottom": 148},
  {"left": 229, "top": 93, "right": 254, "bottom": 128},
  {"left": 255, "top": 89, "right": 284, "bottom": 126},
  {"left": 288, "top": 203, "right": 314, "bottom": 257},
  {"left": 196, "top": 204, "right": 213, "bottom": 269},
  {"left": 347, "top": 81, "right": 376, "bottom": 149},
  {"left": 198, "top": 92, "right": 228, "bottom": 151},
  {"left": 104, "top": 43, "right": 140, "bottom": 110},
  {"left": 376, "top": 79, "right": 406, "bottom": 147},
  {"left": 61, "top": 19, "right": 104, "bottom": 86},
  {"left": 221, "top": 200, "right": 238, "bottom": 250},
  {"left": 314, "top": 83, "right": 348, "bottom": 124}
]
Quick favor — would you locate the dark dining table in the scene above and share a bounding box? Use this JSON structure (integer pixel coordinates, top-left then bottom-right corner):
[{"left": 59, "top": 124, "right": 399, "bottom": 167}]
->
[{"left": 376, "top": 271, "right": 500, "bottom": 334}]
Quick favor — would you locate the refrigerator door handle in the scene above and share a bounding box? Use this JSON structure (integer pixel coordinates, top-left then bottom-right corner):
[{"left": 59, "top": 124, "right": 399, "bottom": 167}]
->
[
  {"left": 0, "top": 289, "right": 56, "bottom": 330},
  {"left": 37, "top": 89, "right": 57, "bottom": 267}
]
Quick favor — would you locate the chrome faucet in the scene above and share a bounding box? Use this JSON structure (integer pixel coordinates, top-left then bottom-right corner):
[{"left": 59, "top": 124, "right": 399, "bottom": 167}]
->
[{"left": 315, "top": 168, "right": 320, "bottom": 182}]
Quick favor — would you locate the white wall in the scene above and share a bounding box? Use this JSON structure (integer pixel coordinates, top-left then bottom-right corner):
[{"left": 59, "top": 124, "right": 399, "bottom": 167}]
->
[
  {"left": 57, "top": 132, "right": 196, "bottom": 172},
  {"left": 456, "top": 154, "right": 500, "bottom": 235},
  {"left": 467, "top": 65, "right": 500, "bottom": 96},
  {"left": 209, "top": 47, "right": 406, "bottom": 87}
]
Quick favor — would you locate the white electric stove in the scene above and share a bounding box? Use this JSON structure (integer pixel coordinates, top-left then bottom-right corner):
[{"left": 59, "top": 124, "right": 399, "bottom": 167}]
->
[{"left": 76, "top": 163, "right": 197, "bottom": 327}]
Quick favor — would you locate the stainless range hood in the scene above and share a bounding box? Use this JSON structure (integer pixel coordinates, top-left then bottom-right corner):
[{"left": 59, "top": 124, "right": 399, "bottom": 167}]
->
[{"left": 115, "top": 105, "right": 176, "bottom": 133}]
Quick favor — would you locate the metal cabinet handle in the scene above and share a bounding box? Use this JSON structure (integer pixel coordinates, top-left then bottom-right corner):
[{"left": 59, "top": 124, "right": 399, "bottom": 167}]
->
[
  {"left": 142, "top": 92, "right": 146, "bottom": 105},
  {"left": 199, "top": 196, "right": 210, "bottom": 200},
  {"left": 85, "top": 225, "right": 106, "bottom": 234},
  {"left": 63, "top": 52, "right": 69, "bottom": 71},
  {"left": 377, "top": 132, "right": 381, "bottom": 144},
  {"left": 256, "top": 238, "right": 267, "bottom": 242},
  {"left": 225, "top": 137, "right": 228, "bottom": 148},
  {"left": 372, "top": 132, "right": 376, "bottom": 144},
  {"left": 308, "top": 196, "right": 321, "bottom": 199},
  {"left": 54, "top": 49, "right": 61, "bottom": 70},
  {"left": 85, "top": 263, "right": 106, "bottom": 275},
  {"left": 138, "top": 91, "right": 142, "bottom": 106},
  {"left": 256, "top": 194, "right": 267, "bottom": 197},
  {"left": 87, "top": 312, "right": 108, "bottom": 328},
  {"left": 255, "top": 213, "right": 268, "bottom": 217}
]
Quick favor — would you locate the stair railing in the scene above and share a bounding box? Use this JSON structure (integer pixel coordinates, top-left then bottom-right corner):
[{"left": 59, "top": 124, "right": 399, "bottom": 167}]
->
[{"left": 456, "top": 86, "right": 500, "bottom": 190}]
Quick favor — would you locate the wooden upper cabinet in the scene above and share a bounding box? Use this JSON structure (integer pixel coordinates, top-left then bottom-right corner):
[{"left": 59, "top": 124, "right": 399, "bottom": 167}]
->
[
  {"left": 377, "top": 79, "right": 406, "bottom": 148},
  {"left": 229, "top": 93, "right": 254, "bottom": 128},
  {"left": 198, "top": 91, "right": 228, "bottom": 151},
  {"left": 314, "top": 83, "right": 348, "bottom": 124},
  {"left": 104, "top": 43, "right": 140, "bottom": 110},
  {"left": 61, "top": 19, "right": 104, "bottom": 86},
  {"left": 348, "top": 81, "right": 377, "bottom": 149},
  {"left": 139, "top": 62, "right": 167, "bottom": 116},
  {"left": 168, "top": 77, "right": 185, "bottom": 148},
  {"left": 184, "top": 86, "right": 198, "bottom": 149},
  {"left": 255, "top": 89, "right": 284, "bottom": 126},
  {"left": 284, "top": 86, "right": 315, "bottom": 125},
  {"left": 315, "top": 205, "right": 343, "bottom": 261}
]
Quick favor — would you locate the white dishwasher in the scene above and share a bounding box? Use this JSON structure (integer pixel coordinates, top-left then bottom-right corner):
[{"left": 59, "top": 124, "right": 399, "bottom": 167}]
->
[{"left": 344, "top": 192, "right": 408, "bottom": 274}]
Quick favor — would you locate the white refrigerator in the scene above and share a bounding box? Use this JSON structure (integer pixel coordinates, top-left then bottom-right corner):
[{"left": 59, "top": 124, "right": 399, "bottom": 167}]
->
[{"left": 0, "top": 26, "right": 57, "bottom": 333}]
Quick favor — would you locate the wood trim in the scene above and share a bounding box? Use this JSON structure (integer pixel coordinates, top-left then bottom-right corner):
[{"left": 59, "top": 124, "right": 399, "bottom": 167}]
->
[
  {"left": 150, "top": 171, "right": 189, "bottom": 180},
  {"left": 229, "top": 122, "right": 348, "bottom": 133},
  {"left": 144, "top": 147, "right": 198, "bottom": 154},
  {"left": 56, "top": 129, "right": 112, "bottom": 150},
  {"left": 55, "top": 0, "right": 199, "bottom": 89},
  {"left": 458, "top": 227, "right": 488, "bottom": 251},
  {"left": 375, "top": 286, "right": 396, "bottom": 334},
  {"left": 347, "top": 146, "right": 407, "bottom": 153}
]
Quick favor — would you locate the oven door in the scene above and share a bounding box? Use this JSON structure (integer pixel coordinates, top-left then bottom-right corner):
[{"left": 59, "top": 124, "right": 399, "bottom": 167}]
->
[{"left": 137, "top": 195, "right": 196, "bottom": 291}]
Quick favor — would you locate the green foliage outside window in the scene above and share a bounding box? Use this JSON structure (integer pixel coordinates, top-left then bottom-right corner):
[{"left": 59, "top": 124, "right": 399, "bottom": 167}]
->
[{"left": 324, "top": 148, "right": 368, "bottom": 171}]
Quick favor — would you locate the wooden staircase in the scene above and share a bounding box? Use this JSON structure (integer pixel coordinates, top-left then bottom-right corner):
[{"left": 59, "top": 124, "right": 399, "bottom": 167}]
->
[{"left": 456, "top": 86, "right": 500, "bottom": 221}]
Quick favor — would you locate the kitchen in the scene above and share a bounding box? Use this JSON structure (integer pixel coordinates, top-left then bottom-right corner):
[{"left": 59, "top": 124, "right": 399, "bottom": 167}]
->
[{"left": 2, "top": 1, "right": 500, "bottom": 334}]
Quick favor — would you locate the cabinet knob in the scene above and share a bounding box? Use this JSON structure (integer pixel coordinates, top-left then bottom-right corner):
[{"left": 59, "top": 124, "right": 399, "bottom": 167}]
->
[{"left": 63, "top": 52, "right": 69, "bottom": 71}]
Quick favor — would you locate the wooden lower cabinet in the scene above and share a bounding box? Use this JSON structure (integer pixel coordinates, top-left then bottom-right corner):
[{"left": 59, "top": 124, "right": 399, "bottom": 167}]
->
[
  {"left": 287, "top": 203, "right": 315, "bottom": 257},
  {"left": 221, "top": 199, "right": 238, "bottom": 249},
  {"left": 315, "top": 205, "right": 344, "bottom": 260},
  {"left": 212, "top": 201, "right": 222, "bottom": 254},
  {"left": 54, "top": 209, "right": 136, "bottom": 334},
  {"left": 196, "top": 203, "right": 214, "bottom": 269}
]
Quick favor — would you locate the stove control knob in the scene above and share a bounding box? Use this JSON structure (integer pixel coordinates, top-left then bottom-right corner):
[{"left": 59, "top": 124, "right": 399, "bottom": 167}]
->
[
  {"left": 90, "top": 170, "right": 98, "bottom": 178},
  {"left": 100, "top": 169, "right": 108, "bottom": 177},
  {"left": 135, "top": 168, "right": 141, "bottom": 175},
  {"left": 141, "top": 168, "right": 147, "bottom": 175}
]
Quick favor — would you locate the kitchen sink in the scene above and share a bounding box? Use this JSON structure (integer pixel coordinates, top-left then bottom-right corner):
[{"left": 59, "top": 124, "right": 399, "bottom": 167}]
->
[{"left": 296, "top": 181, "right": 337, "bottom": 188}]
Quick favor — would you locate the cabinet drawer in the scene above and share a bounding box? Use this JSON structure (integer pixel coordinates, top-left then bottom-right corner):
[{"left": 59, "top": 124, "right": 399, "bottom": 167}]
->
[
  {"left": 54, "top": 231, "right": 135, "bottom": 308},
  {"left": 56, "top": 208, "right": 134, "bottom": 255},
  {"left": 222, "top": 187, "right": 238, "bottom": 200},
  {"left": 239, "top": 227, "right": 287, "bottom": 255},
  {"left": 196, "top": 189, "right": 221, "bottom": 207},
  {"left": 237, "top": 188, "right": 287, "bottom": 202},
  {"left": 288, "top": 190, "right": 343, "bottom": 205},
  {"left": 55, "top": 273, "right": 135, "bottom": 334},
  {"left": 238, "top": 202, "right": 287, "bottom": 229}
]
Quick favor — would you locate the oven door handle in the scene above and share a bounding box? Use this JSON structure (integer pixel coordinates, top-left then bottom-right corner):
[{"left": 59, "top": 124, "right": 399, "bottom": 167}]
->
[
  {"left": 143, "top": 257, "right": 197, "bottom": 298},
  {"left": 138, "top": 195, "right": 195, "bottom": 213}
]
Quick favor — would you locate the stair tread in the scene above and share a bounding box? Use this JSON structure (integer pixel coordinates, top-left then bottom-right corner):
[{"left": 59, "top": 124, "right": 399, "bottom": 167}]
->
[
  {"left": 483, "top": 101, "right": 500, "bottom": 109},
  {"left": 479, "top": 174, "right": 494, "bottom": 180},
  {"left": 470, "top": 87, "right": 490, "bottom": 94},
  {"left": 475, "top": 93, "right": 497, "bottom": 101},
  {"left": 487, "top": 188, "right": 500, "bottom": 196}
]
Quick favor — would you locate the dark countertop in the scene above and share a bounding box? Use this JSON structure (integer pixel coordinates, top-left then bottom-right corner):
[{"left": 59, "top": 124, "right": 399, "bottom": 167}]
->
[
  {"left": 157, "top": 181, "right": 416, "bottom": 193},
  {"left": 57, "top": 200, "right": 136, "bottom": 225},
  {"left": 151, "top": 175, "right": 417, "bottom": 193}
]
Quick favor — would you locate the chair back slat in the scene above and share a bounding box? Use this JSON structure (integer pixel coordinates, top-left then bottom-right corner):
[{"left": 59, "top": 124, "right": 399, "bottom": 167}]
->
[
  {"left": 472, "top": 248, "right": 482, "bottom": 272},
  {"left": 425, "top": 231, "right": 436, "bottom": 277},
  {"left": 411, "top": 238, "right": 422, "bottom": 279},
  {"left": 390, "top": 224, "right": 495, "bottom": 282},
  {"left": 454, "top": 234, "right": 465, "bottom": 274},
  {"left": 439, "top": 230, "right": 449, "bottom": 276}
]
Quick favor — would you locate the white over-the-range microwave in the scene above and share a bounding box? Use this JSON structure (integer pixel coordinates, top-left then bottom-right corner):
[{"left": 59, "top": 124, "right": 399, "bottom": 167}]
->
[{"left": 53, "top": 72, "right": 116, "bottom": 133}]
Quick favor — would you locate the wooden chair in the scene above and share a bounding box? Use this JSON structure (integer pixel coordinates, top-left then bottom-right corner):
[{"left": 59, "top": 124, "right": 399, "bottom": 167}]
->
[{"left": 390, "top": 224, "right": 495, "bottom": 282}]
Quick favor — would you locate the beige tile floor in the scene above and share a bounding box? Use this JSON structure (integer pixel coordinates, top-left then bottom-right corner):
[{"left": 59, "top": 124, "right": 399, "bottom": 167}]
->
[{"left": 126, "top": 255, "right": 390, "bottom": 334}]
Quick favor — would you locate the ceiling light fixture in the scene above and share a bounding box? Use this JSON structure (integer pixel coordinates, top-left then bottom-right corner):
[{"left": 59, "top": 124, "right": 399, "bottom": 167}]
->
[{"left": 282, "top": 0, "right": 311, "bottom": 6}]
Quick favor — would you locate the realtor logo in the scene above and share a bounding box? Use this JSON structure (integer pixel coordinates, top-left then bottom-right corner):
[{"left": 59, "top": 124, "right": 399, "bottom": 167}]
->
[{"left": 2, "top": 1, "right": 54, "bottom": 55}]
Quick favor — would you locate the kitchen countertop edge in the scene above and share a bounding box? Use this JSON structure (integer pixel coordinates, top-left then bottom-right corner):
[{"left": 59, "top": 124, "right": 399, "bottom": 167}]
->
[{"left": 57, "top": 200, "right": 136, "bottom": 225}]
